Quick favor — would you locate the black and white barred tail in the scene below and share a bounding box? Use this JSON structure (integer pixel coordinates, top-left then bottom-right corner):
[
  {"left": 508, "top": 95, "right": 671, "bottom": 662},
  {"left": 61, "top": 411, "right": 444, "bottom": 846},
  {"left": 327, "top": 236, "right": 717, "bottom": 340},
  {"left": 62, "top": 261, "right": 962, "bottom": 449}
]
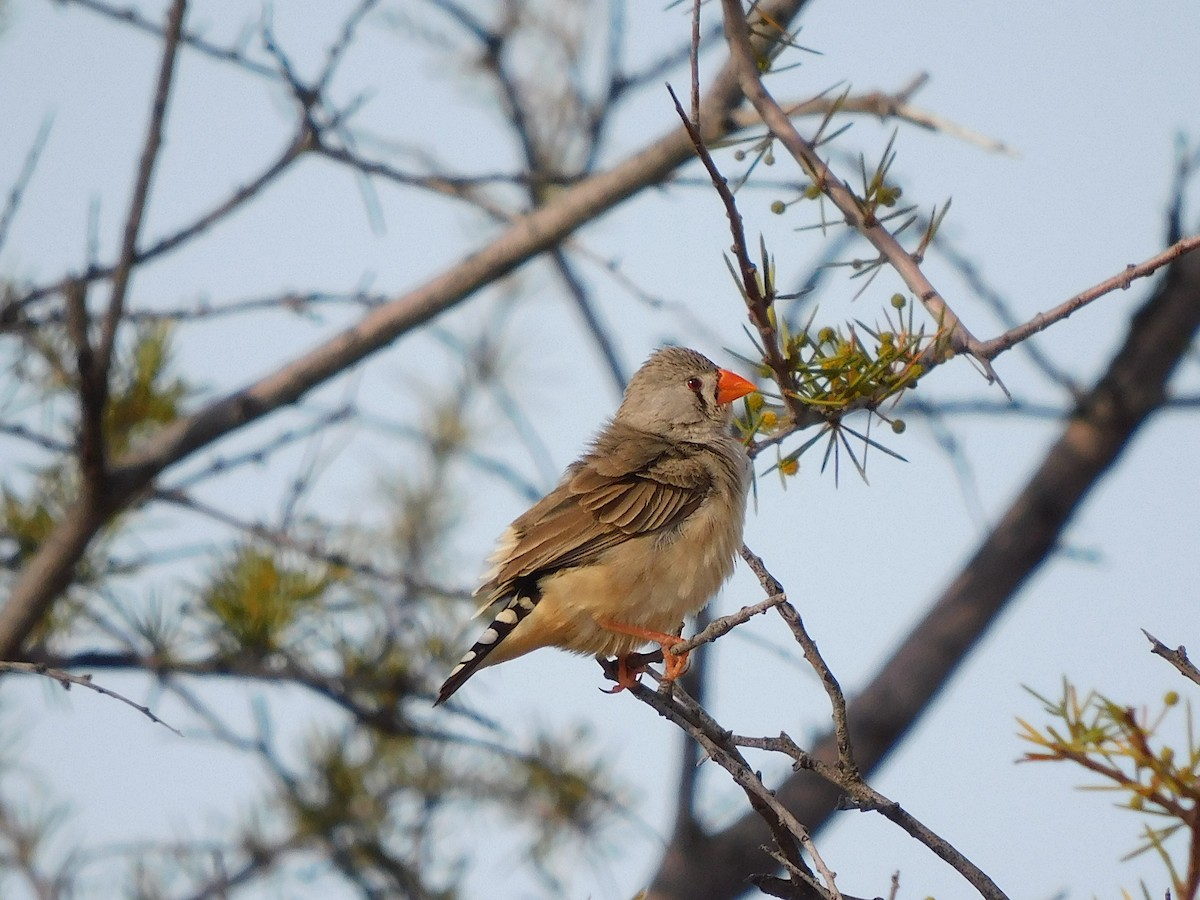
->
[{"left": 434, "top": 590, "right": 539, "bottom": 705}]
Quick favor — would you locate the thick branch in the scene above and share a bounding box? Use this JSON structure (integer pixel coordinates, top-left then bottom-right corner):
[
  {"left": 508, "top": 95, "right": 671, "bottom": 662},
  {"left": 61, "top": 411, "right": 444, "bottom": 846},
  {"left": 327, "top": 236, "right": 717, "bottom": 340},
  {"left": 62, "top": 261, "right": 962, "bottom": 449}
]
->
[{"left": 0, "top": 0, "right": 812, "bottom": 661}]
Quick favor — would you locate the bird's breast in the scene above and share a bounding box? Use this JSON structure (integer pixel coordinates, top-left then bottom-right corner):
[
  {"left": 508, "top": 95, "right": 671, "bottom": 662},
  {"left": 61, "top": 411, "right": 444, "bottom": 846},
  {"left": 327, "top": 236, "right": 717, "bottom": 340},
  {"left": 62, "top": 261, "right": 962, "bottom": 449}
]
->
[{"left": 530, "top": 476, "right": 746, "bottom": 657}]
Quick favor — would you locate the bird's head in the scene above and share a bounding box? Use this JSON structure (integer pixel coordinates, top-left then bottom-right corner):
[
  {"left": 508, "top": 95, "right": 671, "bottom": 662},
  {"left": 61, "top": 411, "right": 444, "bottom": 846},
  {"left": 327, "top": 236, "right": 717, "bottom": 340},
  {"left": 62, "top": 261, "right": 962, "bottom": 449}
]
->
[{"left": 615, "top": 347, "right": 757, "bottom": 439}]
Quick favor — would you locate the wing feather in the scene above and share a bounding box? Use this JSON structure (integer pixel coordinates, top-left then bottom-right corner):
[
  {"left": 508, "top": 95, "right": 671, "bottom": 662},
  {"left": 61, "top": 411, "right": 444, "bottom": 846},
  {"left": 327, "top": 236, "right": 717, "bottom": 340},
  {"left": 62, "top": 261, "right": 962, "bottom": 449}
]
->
[{"left": 475, "top": 424, "right": 712, "bottom": 602}]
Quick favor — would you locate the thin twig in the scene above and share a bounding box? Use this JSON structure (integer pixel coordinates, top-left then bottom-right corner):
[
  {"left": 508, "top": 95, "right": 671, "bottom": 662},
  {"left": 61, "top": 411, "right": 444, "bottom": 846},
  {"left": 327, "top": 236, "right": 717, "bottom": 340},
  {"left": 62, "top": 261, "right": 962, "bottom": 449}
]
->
[
  {"left": 739, "top": 545, "right": 855, "bottom": 771},
  {"left": 934, "top": 232, "right": 1078, "bottom": 392},
  {"left": 672, "top": 591, "right": 787, "bottom": 656},
  {"left": 97, "top": 0, "right": 188, "bottom": 382},
  {"left": 1143, "top": 630, "right": 1200, "bottom": 688},
  {"left": 0, "top": 115, "right": 53, "bottom": 259},
  {"left": 0, "top": 660, "right": 181, "bottom": 735},
  {"left": 976, "top": 234, "right": 1200, "bottom": 361},
  {"left": 551, "top": 248, "right": 628, "bottom": 393},
  {"left": 630, "top": 679, "right": 843, "bottom": 899},
  {"left": 718, "top": 0, "right": 1003, "bottom": 390},
  {"left": 62, "top": 0, "right": 279, "bottom": 79},
  {"left": 665, "top": 82, "right": 806, "bottom": 426}
]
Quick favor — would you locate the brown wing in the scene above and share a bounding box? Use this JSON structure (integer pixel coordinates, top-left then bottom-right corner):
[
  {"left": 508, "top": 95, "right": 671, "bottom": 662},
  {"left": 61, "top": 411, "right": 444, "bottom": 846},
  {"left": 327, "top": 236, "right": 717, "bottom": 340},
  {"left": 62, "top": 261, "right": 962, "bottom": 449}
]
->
[{"left": 477, "top": 425, "right": 712, "bottom": 602}]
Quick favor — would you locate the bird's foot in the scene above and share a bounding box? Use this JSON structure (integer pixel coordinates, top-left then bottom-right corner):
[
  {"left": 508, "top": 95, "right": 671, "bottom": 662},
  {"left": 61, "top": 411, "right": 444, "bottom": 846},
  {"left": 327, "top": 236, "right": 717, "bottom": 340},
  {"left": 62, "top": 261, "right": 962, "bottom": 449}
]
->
[
  {"left": 596, "top": 650, "right": 662, "bottom": 693},
  {"left": 659, "top": 635, "right": 689, "bottom": 682},
  {"left": 596, "top": 619, "right": 690, "bottom": 685}
]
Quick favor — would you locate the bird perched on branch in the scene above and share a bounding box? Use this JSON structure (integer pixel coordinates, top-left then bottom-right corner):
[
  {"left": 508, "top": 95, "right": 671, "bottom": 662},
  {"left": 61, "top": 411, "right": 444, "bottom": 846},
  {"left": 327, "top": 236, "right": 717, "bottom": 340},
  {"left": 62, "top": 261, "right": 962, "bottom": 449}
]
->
[{"left": 435, "top": 346, "right": 756, "bottom": 706}]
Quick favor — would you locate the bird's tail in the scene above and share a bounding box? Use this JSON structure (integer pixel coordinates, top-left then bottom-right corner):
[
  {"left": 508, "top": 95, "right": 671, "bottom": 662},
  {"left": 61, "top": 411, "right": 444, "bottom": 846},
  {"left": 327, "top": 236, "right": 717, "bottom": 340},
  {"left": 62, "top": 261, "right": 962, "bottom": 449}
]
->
[{"left": 434, "top": 590, "right": 538, "bottom": 705}]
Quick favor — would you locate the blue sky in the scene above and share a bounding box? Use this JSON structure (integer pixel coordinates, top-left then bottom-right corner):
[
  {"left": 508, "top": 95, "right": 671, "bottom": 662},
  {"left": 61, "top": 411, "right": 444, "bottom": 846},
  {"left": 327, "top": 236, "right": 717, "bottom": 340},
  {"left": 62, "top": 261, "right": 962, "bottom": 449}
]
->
[{"left": 3, "top": 1, "right": 1200, "bottom": 897}]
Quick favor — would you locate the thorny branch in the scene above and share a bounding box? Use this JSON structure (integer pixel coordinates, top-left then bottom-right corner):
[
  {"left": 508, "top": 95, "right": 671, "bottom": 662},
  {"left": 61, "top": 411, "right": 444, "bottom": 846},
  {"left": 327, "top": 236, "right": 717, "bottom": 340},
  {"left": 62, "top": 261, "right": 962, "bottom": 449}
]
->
[
  {"left": 666, "top": 6, "right": 1200, "bottom": 470},
  {"left": 727, "top": 73, "right": 1015, "bottom": 157},
  {"left": 666, "top": 83, "right": 805, "bottom": 427},
  {"left": 719, "top": 0, "right": 1004, "bottom": 387}
]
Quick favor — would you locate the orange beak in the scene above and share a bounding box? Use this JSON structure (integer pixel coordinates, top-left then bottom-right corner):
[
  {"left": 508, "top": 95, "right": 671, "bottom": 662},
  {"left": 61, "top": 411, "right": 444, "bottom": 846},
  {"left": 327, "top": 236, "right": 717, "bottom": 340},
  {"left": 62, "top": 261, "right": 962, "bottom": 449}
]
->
[{"left": 715, "top": 368, "right": 757, "bottom": 405}]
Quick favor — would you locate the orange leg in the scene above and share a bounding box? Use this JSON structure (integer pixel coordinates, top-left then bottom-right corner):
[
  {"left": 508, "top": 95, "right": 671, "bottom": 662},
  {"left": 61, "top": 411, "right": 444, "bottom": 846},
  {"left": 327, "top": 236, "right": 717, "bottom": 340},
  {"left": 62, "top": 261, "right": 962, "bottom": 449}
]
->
[
  {"left": 597, "top": 619, "right": 690, "bottom": 685},
  {"left": 599, "top": 654, "right": 648, "bottom": 694}
]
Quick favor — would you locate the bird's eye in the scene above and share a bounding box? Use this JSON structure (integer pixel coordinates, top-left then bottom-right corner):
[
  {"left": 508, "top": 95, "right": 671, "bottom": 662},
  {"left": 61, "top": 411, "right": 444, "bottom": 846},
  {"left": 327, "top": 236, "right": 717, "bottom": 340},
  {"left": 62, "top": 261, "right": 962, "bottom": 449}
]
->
[{"left": 686, "top": 376, "right": 703, "bottom": 392}]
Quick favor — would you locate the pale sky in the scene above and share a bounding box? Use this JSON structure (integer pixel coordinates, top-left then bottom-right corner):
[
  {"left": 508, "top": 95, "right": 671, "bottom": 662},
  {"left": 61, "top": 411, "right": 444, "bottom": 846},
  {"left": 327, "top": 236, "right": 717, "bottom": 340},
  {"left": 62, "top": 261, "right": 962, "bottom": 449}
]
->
[{"left": 2, "top": 1, "right": 1200, "bottom": 898}]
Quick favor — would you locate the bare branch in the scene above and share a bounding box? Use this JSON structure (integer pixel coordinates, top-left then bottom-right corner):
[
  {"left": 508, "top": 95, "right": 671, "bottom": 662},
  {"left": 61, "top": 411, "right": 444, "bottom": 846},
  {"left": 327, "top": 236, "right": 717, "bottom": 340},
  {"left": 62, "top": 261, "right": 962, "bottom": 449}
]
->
[
  {"left": 672, "top": 590, "right": 787, "bottom": 656},
  {"left": 0, "top": 0, "right": 813, "bottom": 661},
  {"left": 0, "top": 116, "right": 53, "bottom": 262},
  {"left": 1143, "top": 630, "right": 1200, "bottom": 688},
  {"left": 96, "top": 0, "right": 188, "bottom": 382},
  {"left": 61, "top": 0, "right": 279, "bottom": 79},
  {"left": 665, "top": 83, "right": 807, "bottom": 427},
  {"left": 977, "top": 234, "right": 1200, "bottom": 362},
  {"left": 0, "top": 660, "right": 181, "bottom": 735},
  {"left": 739, "top": 546, "right": 855, "bottom": 771},
  {"left": 933, "top": 233, "right": 1079, "bottom": 392},
  {"left": 551, "top": 248, "right": 628, "bottom": 393}
]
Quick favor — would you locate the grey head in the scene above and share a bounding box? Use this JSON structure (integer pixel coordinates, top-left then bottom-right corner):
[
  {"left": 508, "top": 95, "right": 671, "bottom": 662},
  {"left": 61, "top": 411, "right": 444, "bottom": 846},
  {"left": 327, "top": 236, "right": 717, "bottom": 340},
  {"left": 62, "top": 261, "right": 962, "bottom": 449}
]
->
[{"left": 614, "top": 347, "right": 749, "bottom": 441}]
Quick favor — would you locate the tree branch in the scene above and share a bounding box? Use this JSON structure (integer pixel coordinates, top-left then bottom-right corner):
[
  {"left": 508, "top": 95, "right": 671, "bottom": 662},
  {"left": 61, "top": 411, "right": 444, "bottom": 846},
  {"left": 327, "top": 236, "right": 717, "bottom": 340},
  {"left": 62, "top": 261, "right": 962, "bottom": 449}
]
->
[
  {"left": 1144, "top": 630, "right": 1200, "bottom": 688},
  {"left": 0, "top": 0, "right": 813, "bottom": 661},
  {"left": 96, "top": 0, "right": 187, "bottom": 383},
  {"left": 649, "top": 209, "right": 1200, "bottom": 900},
  {"left": 0, "top": 660, "right": 180, "bottom": 734}
]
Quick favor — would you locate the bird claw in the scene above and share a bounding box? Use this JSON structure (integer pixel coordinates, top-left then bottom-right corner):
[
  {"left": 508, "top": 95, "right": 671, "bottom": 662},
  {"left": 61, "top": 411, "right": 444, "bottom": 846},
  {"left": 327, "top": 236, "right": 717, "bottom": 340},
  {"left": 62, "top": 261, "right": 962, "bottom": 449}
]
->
[
  {"left": 661, "top": 643, "right": 690, "bottom": 682},
  {"left": 597, "top": 650, "right": 661, "bottom": 693},
  {"left": 596, "top": 619, "right": 694, "bottom": 688}
]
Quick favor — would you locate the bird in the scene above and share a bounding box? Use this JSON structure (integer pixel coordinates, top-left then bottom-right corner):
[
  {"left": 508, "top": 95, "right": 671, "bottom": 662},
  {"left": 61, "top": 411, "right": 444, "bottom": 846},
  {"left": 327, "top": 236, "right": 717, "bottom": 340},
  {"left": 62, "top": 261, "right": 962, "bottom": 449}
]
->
[{"left": 435, "top": 346, "right": 756, "bottom": 706}]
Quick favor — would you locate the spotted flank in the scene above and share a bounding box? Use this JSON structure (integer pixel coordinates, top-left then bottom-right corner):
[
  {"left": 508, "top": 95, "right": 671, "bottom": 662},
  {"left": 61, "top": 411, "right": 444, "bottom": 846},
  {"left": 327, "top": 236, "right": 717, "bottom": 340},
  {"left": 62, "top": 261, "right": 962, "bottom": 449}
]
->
[{"left": 435, "top": 590, "right": 539, "bottom": 705}]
